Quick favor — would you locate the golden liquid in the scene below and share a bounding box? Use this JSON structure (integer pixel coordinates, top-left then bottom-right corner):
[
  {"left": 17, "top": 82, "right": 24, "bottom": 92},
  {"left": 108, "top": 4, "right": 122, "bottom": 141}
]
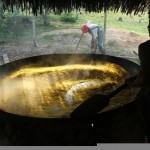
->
[{"left": 0, "top": 62, "right": 130, "bottom": 118}]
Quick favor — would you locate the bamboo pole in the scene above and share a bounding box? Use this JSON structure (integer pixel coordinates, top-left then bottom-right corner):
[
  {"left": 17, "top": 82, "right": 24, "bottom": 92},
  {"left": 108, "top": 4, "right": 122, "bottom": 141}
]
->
[
  {"left": 148, "top": 8, "right": 150, "bottom": 37},
  {"left": 103, "top": 8, "right": 107, "bottom": 47}
]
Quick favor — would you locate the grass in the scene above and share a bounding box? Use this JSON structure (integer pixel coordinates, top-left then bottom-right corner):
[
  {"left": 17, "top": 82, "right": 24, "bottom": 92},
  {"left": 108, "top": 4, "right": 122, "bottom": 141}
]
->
[
  {"left": 43, "top": 34, "right": 55, "bottom": 41},
  {"left": 104, "top": 11, "right": 148, "bottom": 35},
  {"left": 45, "top": 10, "right": 149, "bottom": 36},
  {"left": 0, "top": 10, "right": 149, "bottom": 44}
]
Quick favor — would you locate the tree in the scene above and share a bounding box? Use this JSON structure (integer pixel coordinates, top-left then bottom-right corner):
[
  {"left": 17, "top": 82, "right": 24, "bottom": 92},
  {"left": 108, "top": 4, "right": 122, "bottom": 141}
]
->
[
  {"left": 32, "top": 14, "right": 37, "bottom": 46},
  {"left": 42, "top": 6, "right": 49, "bottom": 25},
  {"left": 0, "top": 0, "right": 4, "bottom": 18}
]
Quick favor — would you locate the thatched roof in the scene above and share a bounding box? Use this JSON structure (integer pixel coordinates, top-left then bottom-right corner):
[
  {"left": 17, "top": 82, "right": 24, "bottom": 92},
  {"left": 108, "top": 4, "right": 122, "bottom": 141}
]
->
[
  {"left": 2, "top": 0, "right": 149, "bottom": 14},
  {"left": 1, "top": 0, "right": 150, "bottom": 35}
]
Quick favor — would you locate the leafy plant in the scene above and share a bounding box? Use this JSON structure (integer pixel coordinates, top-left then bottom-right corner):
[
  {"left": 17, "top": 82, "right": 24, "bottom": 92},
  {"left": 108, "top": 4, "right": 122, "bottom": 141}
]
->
[
  {"left": 0, "top": 11, "right": 23, "bottom": 42},
  {"left": 60, "top": 13, "right": 78, "bottom": 23}
]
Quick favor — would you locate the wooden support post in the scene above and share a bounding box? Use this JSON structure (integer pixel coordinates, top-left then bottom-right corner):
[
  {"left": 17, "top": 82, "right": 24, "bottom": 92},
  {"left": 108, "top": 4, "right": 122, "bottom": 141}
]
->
[
  {"left": 32, "top": 14, "right": 37, "bottom": 47},
  {"left": 103, "top": 8, "right": 107, "bottom": 47}
]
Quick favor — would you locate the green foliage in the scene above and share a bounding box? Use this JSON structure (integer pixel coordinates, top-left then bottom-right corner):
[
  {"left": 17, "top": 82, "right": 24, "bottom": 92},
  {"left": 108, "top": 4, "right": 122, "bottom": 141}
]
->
[
  {"left": 44, "top": 11, "right": 148, "bottom": 36},
  {"left": 0, "top": 11, "right": 23, "bottom": 42},
  {"left": 105, "top": 11, "right": 148, "bottom": 36},
  {"left": 60, "top": 13, "right": 78, "bottom": 23},
  {"left": 0, "top": 10, "right": 148, "bottom": 45}
]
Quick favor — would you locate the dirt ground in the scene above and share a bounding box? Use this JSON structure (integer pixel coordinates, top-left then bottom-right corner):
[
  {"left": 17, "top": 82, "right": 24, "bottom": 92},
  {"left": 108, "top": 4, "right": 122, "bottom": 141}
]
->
[
  {"left": 0, "top": 28, "right": 149, "bottom": 64},
  {"left": 0, "top": 28, "right": 148, "bottom": 145}
]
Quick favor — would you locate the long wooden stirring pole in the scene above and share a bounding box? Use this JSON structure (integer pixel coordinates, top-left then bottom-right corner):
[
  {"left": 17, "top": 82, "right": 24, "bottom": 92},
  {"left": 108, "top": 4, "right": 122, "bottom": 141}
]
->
[{"left": 73, "top": 33, "right": 84, "bottom": 53}]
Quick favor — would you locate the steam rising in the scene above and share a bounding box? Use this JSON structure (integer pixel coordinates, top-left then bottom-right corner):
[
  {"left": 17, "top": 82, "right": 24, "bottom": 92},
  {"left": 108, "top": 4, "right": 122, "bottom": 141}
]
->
[{"left": 0, "top": 63, "right": 129, "bottom": 118}]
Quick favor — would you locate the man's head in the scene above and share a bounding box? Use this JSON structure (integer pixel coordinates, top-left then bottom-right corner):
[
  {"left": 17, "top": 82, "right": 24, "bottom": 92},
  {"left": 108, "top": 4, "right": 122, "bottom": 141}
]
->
[
  {"left": 137, "top": 40, "right": 150, "bottom": 85},
  {"left": 138, "top": 40, "right": 150, "bottom": 64},
  {"left": 81, "top": 24, "right": 88, "bottom": 33}
]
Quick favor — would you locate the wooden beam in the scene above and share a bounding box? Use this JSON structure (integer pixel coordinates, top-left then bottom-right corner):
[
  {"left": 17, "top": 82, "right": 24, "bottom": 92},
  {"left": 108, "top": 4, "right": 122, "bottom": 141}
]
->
[{"left": 103, "top": 8, "right": 107, "bottom": 47}]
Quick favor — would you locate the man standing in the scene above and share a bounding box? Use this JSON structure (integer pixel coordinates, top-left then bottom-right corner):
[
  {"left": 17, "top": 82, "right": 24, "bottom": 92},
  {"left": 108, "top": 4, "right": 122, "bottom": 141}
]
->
[
  {"left": 134, "top": 40, "right": 150, "bottom": 142},
  {"left": 81, "top": 22, "right": 105, "bottom": 54}
]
